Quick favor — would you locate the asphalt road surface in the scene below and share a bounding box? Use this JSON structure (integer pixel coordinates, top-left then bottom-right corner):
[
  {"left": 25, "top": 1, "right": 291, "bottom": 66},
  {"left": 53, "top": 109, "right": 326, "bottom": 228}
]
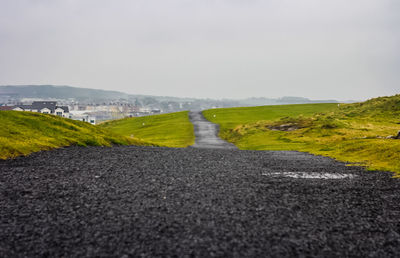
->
[{"left": 189, "top": 111, "right": 237, "bottom": 149}]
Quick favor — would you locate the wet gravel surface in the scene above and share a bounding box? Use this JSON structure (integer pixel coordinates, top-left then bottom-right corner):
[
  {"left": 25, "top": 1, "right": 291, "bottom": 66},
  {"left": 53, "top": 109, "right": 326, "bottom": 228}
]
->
[{"left": 1, "top": 146, "right": 400, "bottom": 257}]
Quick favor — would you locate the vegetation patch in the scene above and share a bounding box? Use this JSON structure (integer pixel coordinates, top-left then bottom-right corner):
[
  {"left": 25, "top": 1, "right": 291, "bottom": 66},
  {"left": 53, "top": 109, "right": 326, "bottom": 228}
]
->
[
  {"left": 0, "top": 111, "right": 150, "bottom": 159},
  {"left": 203, "top": 96, "right": 400, "bottom": 175},
  {"left": 100, "top": 111, "right": 195, "bottom": 148}
]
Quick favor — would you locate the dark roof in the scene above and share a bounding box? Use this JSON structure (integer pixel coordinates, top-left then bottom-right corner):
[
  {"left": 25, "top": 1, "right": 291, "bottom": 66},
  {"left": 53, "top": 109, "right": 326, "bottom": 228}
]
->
[
  {"left": 31, "top": 101, "right": 57, "bottom": 113},
  {"left": 11, "top": 102, "right": 69, "bottom": 113},
  {"left": 13, "top": 101, "right": 58, "bottom": 113},
  {"left": 56, "top": 106, "right": 69, "bottom": 113},
  {"left": 15, "top": 105, "right": 33, "bottom": 110}
]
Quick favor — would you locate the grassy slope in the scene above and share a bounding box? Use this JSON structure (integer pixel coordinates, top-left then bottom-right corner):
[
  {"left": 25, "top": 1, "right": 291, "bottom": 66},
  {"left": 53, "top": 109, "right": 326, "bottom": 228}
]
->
[
  {"left": 0, "top": 111, "right": 149, "bottom": 159},
  {"left": 203, "top": 97, "right": 400, "bottom": 175},
  {"left": 203, "top": 103, "right": 339, "bottom": 140},
  {"left": 100, "top": 111, "right": 195, "bottom": 148}
]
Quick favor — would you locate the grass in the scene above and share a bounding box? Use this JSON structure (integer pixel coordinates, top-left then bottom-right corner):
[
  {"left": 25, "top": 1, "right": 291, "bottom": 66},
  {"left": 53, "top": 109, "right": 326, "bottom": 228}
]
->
[
  {"left": 203, "top": 103, "right": 339, "bottom": 140},
  {"left": 0, "top": 111, "right": 150, "bottom": 159},
  {"left": 100, "top": 111, "right": 195, "bottom": 147},
  {"left": 203, "top": 96, "right": 400, "bottom": 175}
]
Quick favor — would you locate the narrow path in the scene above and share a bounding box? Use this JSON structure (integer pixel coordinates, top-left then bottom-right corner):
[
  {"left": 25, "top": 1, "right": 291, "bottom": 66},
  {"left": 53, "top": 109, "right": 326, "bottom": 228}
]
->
[{"left": 189, "top": 111, "right": 237, "bottom": 149}]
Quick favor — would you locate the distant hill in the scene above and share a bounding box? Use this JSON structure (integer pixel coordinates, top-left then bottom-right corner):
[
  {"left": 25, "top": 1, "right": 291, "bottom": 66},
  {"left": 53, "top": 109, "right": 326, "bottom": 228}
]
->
[
  {"left": 0, "top": 85, "right": 131, "bottom": 101},
  {"left": 0, "top": 85, "right": 339, "bottom": 111},
  {"left": 240, "top": 96, "right": 338, "bottom": 106}
]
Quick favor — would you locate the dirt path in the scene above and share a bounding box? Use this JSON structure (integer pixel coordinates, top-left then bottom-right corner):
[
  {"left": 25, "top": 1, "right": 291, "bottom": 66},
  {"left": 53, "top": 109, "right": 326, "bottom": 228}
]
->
[
  {"left": 189, "top": 111, "right": 237, "bottom": 149},
  {"left": 1, "top": 146, "right": 400, "bottom": 257}
]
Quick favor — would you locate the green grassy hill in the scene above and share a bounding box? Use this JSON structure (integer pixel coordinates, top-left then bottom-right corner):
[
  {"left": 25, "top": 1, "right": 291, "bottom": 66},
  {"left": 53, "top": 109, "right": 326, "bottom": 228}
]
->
[
  {"left": 203, "top": 103, "right": 339, "bottom": 139},
  {"left": 203, "top": 96, "right": 400, "bottom": 175},
  {"left": 0, "top": 111, "right": 150, "bottom": 159},
  {"left": 100, "top": 111, "right": 195, "bottom": 148}
]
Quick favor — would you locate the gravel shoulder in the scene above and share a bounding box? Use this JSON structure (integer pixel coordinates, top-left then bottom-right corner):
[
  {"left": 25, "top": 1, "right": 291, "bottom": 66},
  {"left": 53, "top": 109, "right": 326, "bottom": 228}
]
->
[{"left": 1, "top": 146, "right": 400, "bottom": 257}]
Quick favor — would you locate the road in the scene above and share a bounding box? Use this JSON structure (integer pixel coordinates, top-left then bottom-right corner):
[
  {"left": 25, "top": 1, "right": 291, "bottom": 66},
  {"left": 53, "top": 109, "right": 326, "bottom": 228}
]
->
[
  {"left": 189, "top": 111, "right": 237, "bottom": 149},
  {"left": 1, "top": 114, "right": 400, "bottom": 257}
]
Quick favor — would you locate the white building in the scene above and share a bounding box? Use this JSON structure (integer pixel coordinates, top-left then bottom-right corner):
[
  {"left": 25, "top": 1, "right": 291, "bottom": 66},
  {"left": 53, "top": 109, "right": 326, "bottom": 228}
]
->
[
  {"left": 12, "top": 101, "right": 70, "bottom": 118},
  {"left": 69, "top": 110, "right": 96, "bottom": 125}
]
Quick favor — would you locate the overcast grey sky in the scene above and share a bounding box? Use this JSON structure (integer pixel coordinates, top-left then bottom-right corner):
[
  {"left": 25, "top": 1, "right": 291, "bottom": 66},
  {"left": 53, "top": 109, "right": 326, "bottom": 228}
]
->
[{"left": 0, "top": 0, "right": 399, "bottom": 100}]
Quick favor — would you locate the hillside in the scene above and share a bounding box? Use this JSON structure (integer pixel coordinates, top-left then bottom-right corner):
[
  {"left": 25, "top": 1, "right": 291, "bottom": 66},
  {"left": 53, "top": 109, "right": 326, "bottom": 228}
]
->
[
  {"left": 0, "top": 111, "right": 150, "bottom": 159},
  {"left": 203, "top": 96, "right": 400, "bottom": 175},
  {"left": 203, "top": 103, "right": 339, "bottom": 138},
  {"left": 100, "top": 111, "right": 195, "bottom": 148}
]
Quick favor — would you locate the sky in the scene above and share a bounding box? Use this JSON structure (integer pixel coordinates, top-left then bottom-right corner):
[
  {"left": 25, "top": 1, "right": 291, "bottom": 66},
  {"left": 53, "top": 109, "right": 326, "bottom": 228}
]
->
[{"left": 0, "top": 0, "right": 399, "bottom": 100}]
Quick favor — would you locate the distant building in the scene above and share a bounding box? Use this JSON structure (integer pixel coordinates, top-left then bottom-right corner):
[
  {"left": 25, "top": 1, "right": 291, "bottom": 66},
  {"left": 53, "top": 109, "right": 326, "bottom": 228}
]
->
[
  {"left": 69, "top": 110, "right": 96, "bottom": 125},
  {"left": 11, "top": 101, "right": 70, "bottom": 118},
  {"left": 72, "top": 115, "right": 96, "bottom": 125},
  {"left": 0, "top": 106, "right": 14, "bottom": 111}
]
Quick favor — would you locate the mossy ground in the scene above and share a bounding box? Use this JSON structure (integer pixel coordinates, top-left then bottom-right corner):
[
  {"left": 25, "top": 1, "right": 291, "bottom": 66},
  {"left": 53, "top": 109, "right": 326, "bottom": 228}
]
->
[
  {"left": 0, "top": 111, "right": 150, "bottom": 159},
  {"left": 203, "top": 96, "right": 400, "bottom": 175},
  {"left": 100, "top": 111, "right": 195, "bottom": 148}
]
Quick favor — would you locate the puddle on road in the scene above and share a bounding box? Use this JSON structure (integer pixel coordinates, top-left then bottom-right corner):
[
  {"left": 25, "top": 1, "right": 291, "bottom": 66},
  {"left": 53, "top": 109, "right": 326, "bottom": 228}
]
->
[{"left": 262, "top": 172, "right": 356, "bottom": 179}]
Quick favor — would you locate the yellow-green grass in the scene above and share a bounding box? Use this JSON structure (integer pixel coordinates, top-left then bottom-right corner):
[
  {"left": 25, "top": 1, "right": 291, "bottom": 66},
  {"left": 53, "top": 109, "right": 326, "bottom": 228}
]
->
[
  {"left": 100, "top": 111, "right": 195, "bottom": 148},
  {"left": 203, "top": 96, "right": 400, "bottom": 175},
  {"left": 203, "top": 103, "right": 339, "bottom": 139},
  {"left": 0, "top": 111, "right": 150, "bottom": 159}
]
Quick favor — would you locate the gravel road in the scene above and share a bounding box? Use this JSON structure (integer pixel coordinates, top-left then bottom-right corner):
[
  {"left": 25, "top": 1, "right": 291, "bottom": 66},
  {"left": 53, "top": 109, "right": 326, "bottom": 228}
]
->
[{"left": 1, "top": 145, "right": 400, "bottom": 257}]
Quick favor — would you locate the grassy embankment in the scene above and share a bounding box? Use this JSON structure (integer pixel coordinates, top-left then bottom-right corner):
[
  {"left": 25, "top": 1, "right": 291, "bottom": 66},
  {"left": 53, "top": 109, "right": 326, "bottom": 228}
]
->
[
  {"left": 0, "top": 111, "right": 150, "bottom": 159},
  {"left": 203, "top": 96, "right": 400, "bottom": 175},
  {"left": 100, "top": 111, "right": 195, "bottom": 148}
]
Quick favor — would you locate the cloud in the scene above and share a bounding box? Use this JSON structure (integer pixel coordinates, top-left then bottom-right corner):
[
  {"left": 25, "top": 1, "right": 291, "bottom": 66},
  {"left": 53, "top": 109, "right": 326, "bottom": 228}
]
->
[{"left": 0, "top": 0, "right": 398, "bottom": 99}]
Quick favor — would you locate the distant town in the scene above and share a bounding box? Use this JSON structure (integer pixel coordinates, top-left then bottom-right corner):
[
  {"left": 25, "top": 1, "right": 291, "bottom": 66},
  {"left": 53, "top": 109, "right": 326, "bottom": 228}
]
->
[
  {"left": 0, "top": 99, "right": 164, "bottom": 125},
  {"left": 0, "top": 85, "right": 342, "bottom": 124}
]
